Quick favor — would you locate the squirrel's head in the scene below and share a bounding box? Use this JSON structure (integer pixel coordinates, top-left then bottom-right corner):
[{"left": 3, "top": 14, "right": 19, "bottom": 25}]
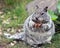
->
[{"left": 31, "top": 6, "right": 50, "bottom": 28}]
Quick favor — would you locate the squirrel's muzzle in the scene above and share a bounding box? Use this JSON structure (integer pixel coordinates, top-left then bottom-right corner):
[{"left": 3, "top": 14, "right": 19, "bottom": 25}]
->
[{"left": 33, "top": 23, "right": 42, "bottom": 28}]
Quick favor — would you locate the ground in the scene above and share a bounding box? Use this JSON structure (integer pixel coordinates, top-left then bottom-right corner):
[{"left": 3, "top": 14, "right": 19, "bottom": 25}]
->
[{"left": 0, "top": 33, "right": 60, "bottom": 48}]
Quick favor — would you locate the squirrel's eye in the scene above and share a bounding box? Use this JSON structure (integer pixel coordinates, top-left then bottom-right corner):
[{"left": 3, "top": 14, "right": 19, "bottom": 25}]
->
[
  {"left": 41, "top": 13, "right": 44, "bottom": 15},
  {"left": 36, "top": 17, "right": 38, "bottom": 20}
]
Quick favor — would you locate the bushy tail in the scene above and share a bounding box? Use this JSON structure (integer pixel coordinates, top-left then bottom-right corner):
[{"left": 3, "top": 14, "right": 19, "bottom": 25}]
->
[{"left": 4, "top": 32, "right": 25, "bottom": 41}]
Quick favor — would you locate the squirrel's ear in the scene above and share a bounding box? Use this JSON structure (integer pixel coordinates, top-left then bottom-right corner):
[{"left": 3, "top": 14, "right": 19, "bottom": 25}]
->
[
  {"left": 44, "top": 6, "right": 48, "bottom": 12},
  {"left": 36, "top": 5, "right": 39, "bottom": 9}
]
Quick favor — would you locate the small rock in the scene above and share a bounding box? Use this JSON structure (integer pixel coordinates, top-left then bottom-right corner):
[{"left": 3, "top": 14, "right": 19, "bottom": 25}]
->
[
  {"left": 0, "top": 32, "right": 2, "bottom": 35},
  {"left": 2, "top": 20, "right": 10, "bottom": 24},
  {"left": 13, "top": 16, "right": 18, "bottom": 19},
  {"left": 0, "top": 11, "right": 3, "bottom": 15},
  {"left": 13, "top": 41, "right": 17, "bottom": 44},
  {"left": 0, "top": 28, "right": 2, "bottom": 35},
  {"left": 18, "top": 29, "right": 21, "bottom": 32},
  {"left": 6, "top": 18, "right": 11, "bottom": 22},
  {"left": 10, "top": 42, "right": 15, "bottom": 46},
  {"left": 0, "top": 15, "right": 4, "bottom": 18},
  {"left": 8, "top": 41, "right": 17, "bottom": 47},
  {"left": 7, "top": 28, "right": 11, "bottom": 32},
  {"left": 11, "top": 28, "right": 15, "bottom": 32}
]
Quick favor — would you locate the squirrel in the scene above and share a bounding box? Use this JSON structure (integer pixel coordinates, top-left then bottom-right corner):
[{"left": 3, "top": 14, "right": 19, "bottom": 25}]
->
[{"left": 4, "top": 6, "right": 55, "bottom": 48}]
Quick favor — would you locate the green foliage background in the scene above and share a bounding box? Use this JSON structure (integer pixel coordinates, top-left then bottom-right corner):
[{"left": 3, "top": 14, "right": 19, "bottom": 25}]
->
[{"left": 0, "top": 0, "right": 32, "bottom": 28}]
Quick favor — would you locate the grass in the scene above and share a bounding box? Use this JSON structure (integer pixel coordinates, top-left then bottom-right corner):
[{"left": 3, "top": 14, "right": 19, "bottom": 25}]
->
[
  {"left": 0, "top": 0, "right": 60, "bottom": 48},
  {"left": 0, "top": 0, "right": 32, "bottom": 28},
  {"left": 44, "top": 34, "right": 60, "bottom": 48}
]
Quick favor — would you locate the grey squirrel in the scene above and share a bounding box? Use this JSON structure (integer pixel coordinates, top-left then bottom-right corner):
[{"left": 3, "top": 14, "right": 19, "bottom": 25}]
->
[{"left": 4, "top": 6, "right": 55, "bottom": 48}]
